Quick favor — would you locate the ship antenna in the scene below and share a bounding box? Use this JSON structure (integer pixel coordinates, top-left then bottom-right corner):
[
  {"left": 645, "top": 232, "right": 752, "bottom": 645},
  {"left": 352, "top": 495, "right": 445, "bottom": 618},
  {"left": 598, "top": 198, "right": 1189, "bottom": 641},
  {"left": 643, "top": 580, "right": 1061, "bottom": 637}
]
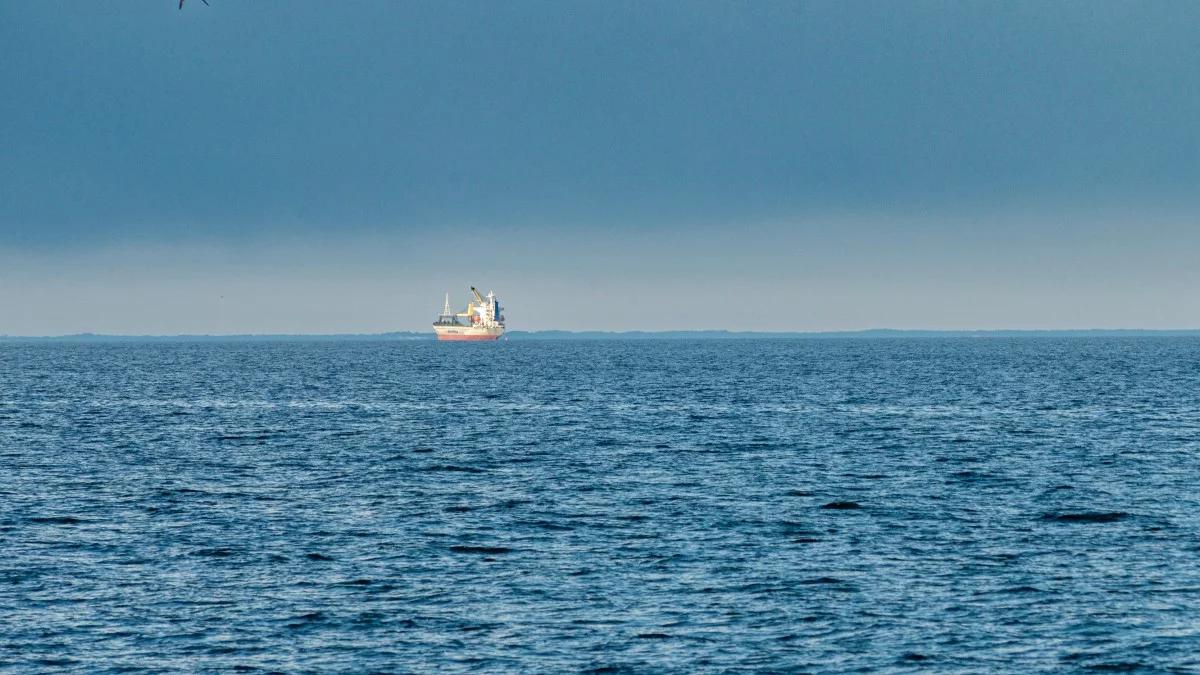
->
[{"left": 442, "top": 293, "right": 451, "bottom": 316}]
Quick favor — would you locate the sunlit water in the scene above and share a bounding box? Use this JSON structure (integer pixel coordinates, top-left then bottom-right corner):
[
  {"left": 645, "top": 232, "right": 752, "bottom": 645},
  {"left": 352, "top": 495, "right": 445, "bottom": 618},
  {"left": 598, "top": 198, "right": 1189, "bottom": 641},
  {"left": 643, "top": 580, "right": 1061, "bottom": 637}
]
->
[{"left": 3, "top": 339, "right": 1200, "bottom": 672}]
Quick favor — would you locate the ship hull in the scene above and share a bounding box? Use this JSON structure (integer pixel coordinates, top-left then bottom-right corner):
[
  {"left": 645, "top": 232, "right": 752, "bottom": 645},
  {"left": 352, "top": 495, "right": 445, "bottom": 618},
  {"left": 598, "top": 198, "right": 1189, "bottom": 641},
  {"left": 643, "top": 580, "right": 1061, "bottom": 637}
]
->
[{"left": 433, "top": 325, "right": 504, "bottom": 341}]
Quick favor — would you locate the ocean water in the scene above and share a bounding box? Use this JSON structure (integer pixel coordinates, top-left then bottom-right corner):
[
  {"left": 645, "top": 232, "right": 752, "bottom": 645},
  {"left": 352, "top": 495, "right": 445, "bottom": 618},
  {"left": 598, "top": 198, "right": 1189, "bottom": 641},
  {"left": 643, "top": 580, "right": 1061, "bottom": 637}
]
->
[{"left": 3, "top": 338, "right": 1200, "bottom": 672}]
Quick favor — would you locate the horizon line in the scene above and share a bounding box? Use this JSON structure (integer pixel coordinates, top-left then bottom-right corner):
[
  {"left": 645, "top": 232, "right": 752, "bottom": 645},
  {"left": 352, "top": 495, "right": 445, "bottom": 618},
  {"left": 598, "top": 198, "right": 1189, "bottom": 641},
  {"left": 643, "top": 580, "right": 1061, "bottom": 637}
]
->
[{"left": 5, "top": 328, "right": 1200, "bottom": 341}]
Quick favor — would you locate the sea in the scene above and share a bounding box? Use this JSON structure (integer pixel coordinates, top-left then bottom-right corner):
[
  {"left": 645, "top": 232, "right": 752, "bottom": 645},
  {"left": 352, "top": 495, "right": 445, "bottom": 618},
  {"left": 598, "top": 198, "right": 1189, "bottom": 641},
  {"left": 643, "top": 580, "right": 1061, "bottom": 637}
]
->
[{"left": 3, "top": 338, "right": 1199, "bottom": 672}]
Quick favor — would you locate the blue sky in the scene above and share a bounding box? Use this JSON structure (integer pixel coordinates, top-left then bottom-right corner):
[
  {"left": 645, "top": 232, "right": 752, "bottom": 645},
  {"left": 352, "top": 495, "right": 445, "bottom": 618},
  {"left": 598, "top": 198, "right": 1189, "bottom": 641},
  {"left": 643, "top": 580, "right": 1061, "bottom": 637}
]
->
[{"left": 1, "top": 1, "right": 1197, "bottom": 333}]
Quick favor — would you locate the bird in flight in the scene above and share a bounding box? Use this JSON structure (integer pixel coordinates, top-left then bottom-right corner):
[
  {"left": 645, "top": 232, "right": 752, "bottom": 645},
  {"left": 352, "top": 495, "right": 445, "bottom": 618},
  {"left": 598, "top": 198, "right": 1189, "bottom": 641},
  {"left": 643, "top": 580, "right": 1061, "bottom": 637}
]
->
[{"left": 179, "top": 0, "right": 210, "bottom": 8}]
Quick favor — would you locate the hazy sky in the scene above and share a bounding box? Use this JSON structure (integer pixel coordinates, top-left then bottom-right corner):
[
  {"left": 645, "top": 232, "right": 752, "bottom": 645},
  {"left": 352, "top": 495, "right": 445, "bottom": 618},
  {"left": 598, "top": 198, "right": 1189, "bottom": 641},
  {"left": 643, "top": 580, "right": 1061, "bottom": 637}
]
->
[{"left": 2, "top": 1, "right": 1198, "bottom": 333}]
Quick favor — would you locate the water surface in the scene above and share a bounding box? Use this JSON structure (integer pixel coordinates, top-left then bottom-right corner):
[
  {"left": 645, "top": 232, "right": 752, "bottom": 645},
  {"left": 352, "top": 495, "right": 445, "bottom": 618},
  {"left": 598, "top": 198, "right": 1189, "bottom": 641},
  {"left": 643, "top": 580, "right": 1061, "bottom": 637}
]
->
[{"left": 3, "top": 339, "right": 1199, "bottom": 671}]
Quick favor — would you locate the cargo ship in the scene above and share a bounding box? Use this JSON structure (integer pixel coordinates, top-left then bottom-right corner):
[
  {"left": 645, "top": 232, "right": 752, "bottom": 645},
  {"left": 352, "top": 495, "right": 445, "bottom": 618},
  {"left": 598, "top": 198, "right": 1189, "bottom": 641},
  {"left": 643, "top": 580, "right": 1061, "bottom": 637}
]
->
[{"left": 433, "top": 287, "right": 505, "bottom": 341}]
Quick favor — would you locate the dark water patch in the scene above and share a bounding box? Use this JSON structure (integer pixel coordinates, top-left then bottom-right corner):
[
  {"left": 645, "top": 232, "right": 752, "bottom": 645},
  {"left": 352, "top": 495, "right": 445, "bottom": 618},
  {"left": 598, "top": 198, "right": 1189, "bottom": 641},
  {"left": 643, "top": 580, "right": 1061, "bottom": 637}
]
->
[
  {"left": 900, "top": 653, "right": 929, "bottom": 662},
  {"left": 286, "top": 611, "right": 327, "bottom": 629},
  {"left": 780, "top": 521, "right": 818, "bottom": 535},
  {"left": 1083, "top": 664, "right": 1145, "bottom": 672},
  {"left": 444, "top": 505, "right": 474, "bottom": 513},
  {"left": 821, "top": 501, "right": 862, "bottom": 510},
  {"left": 449, "top": 545, "right": 513, "bottom": 555},
  {"left": 799, "top": 577, "right": 845, "bottom": 585},
  {"left": 215, "top": 432, "right": 284, "bottom": 442},
  {"left": 327, "top": 429, "right": 365, "bottom": 437},
  {"left": 493, "top": 499, "right": 532, "bottom": 510},
  {"left": 642, "top": 553, "right": 688, "bottom": 567},
  {"left": 411, "top": 447, "right": 435, "bottom": 453},
  {"left": 28, "top": 516, "right": 85, "bottom": 525},
  {"left": 173, "top": 598, "right": 240, "bottom": 607},
  {"left": 2, "top": 570, "right": 42, "bottom": 584},
  {"left": 635, "top": 632, "right": 671, "bottom": 639},
  {"left": 1042, "top": 512, "right": 1128, "bottom": 523},
  {"left": 193, "top": 547, "right": 237, "bottom": 558},
  {"left": 156, "top": 486, "right": 210, "bottom": 497},
  {"left": 792, "top": 537, "right": 822, "bottom": 544},
  {"left": 460, "top": 623, "right": 501, "bottom": 633}
]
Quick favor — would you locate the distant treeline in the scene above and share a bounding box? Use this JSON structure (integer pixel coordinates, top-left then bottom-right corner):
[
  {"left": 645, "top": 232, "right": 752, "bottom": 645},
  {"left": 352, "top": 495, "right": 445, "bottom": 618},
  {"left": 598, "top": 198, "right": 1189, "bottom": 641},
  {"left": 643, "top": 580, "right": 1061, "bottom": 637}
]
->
[
  {"left": 4, "top": 329, "right": 1200, "bottom": 342},
  {"left": 507, "top": 329, "right": 1200, "bottom": 339}
]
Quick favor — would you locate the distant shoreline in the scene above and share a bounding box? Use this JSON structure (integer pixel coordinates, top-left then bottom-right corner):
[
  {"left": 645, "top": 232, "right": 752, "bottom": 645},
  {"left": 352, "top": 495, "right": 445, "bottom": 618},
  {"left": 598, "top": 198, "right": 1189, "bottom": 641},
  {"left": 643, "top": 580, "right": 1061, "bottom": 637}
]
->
[{"left": 4, "top": 329, "right": 1200, "bottom": 342}]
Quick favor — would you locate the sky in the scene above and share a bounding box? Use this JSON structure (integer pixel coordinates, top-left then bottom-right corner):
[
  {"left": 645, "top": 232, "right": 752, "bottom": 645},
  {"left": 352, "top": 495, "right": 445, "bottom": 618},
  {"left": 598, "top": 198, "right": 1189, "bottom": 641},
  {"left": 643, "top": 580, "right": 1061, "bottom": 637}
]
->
[{"left": 1, "top": 0, "right": 1198, "bottom": 334}]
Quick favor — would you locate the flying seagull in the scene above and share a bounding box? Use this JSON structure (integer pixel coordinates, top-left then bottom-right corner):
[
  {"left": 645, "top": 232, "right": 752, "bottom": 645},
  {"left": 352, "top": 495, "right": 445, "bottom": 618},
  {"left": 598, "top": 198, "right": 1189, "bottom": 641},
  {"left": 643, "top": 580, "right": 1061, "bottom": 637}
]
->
[{"left": 179, "top": 0, "right": 210, "bottom": 8}]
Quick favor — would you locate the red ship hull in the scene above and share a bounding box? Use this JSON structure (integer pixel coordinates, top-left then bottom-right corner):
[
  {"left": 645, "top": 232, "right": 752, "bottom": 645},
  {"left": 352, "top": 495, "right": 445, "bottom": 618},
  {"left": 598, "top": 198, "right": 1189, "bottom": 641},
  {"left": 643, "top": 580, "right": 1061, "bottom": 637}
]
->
[{"left": 435, "top": 333, "right": 502, "bottom": 341}]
